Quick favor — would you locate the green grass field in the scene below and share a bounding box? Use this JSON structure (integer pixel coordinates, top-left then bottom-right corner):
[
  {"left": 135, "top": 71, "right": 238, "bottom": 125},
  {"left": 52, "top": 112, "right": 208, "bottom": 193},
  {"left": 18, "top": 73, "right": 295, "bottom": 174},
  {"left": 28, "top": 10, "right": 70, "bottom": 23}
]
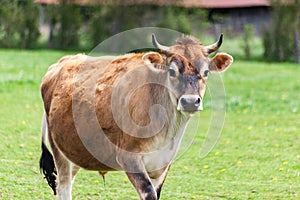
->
[{"left": 0, "top": 49, "right": 299, "bottom": 199}]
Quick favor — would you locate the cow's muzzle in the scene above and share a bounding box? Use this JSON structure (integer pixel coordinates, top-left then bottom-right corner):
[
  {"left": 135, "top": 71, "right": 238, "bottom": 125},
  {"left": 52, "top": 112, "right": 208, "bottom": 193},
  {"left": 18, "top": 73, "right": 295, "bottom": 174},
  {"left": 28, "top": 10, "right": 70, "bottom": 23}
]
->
[{"left": 177, "top": 95, "right": 203, "bottom": 113}]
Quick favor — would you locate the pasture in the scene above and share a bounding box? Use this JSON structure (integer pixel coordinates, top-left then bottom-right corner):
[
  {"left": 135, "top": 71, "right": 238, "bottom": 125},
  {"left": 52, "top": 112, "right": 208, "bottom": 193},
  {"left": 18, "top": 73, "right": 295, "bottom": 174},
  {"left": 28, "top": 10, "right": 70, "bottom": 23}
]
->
[{"left": 0, "top": 49, "right": 299, "bottom": 199}]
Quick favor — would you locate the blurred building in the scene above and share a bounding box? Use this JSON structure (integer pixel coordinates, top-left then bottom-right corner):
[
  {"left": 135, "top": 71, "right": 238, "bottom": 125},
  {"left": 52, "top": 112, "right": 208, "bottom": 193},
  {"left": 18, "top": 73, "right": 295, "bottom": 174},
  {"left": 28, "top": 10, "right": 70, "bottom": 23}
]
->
[{"left": 200, "top": 0, "right": 270, "bottom": 35}]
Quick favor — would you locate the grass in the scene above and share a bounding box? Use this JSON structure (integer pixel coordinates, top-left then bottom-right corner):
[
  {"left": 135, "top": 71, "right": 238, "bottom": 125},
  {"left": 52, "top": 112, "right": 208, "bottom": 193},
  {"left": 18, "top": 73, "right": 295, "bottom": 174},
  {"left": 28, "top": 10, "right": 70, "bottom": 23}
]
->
[{"left": 0, "top": 49, "right": 299, "bottom": 199}]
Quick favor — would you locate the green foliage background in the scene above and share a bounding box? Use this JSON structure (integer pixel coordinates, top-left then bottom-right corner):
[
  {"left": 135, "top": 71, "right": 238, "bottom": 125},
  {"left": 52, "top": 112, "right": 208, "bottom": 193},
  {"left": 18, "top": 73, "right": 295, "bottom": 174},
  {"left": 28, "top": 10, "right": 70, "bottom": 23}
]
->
[
  {"left": 0, "top": 0, "right": 40, "bottom": 48},
  {"left": 0, "top": 1, "right": 209, "bottom": 50},
  {"left": 262, "top": 0, "right": 300, "bottom": 62}
]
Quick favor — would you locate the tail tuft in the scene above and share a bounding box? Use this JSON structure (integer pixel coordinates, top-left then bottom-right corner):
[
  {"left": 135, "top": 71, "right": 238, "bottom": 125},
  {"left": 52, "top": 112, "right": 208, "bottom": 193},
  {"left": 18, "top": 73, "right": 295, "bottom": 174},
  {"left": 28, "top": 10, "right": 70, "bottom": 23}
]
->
[{"left": 40, "top": 142, "right": 57, "bottom": 195}]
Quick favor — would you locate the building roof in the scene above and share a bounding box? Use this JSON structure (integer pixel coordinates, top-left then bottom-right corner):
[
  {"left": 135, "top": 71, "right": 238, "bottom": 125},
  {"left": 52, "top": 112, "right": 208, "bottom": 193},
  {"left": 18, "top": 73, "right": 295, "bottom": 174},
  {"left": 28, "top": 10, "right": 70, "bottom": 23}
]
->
[
  {"left": 34, "top": 0, "right": 271, "bottom": 8},
  {"left": 191, "top": 0, "right": 270, "bottom": 8}
]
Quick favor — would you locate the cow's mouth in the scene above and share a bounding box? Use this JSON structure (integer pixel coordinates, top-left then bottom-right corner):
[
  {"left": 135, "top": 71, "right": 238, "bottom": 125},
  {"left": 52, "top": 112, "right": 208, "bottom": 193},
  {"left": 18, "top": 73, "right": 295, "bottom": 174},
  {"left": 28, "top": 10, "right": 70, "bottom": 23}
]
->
[{"left": 179, "top": 107, "right": 202, "bottom": 114}]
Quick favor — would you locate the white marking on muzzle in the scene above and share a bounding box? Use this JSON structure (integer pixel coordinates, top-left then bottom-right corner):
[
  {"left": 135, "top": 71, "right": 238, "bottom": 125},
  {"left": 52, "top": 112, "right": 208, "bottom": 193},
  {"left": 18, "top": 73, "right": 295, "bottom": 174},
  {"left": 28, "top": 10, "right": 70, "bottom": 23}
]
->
[{"left": 177, "top": 95, "right": 203, "bottom": 112}]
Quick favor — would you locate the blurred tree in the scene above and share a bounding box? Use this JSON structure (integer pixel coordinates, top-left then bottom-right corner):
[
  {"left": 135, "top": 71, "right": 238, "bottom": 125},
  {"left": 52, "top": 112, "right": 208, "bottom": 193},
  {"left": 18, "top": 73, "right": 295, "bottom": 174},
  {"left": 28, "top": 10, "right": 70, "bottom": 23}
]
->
[
  {"left": 19, "top": 0, "right": 41, "bottom": 48},
  {"left": 58, "top": 1, "right": 81, "bottom": 49},
  {"left": 0, "top": 0, "right": 40, "bottom": 48},
  {"left": 263, "top": 0, "right": 300, "bottom": 62},
  {"left": 87, "top": 4, "right": 168, "bottom": 49},
  {"left": 88, "top": 5, "right": 147, "bottom": 49},
  {"left": 45, "top": 0, "right": 82, "bottom": 49},
  {"left": 292, "top": 1, "right": 300, "bottom": 63},
  {"left": 156, "top": 7, "right": 191, "bottom": 34},
  {"left": 0, "top": 0, "right": 21, "bottom": 48},
  {"left": 88, "top": 6, "right": 111, "bottom": 48},
  {"left": 241, "top": 24, "right": 254, "bottom": 59}
]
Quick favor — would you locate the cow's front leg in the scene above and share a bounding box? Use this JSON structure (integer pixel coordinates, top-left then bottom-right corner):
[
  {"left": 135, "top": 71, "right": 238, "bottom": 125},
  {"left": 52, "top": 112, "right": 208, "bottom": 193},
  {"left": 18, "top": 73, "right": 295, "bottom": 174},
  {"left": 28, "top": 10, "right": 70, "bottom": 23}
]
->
[
  {"left": 117, "top": 154, "right": 157, "bottom": 200},
  {"left": 126, "top": 171, "right": 157, "bottom": 200},
  {"left": 149, "top": 164, "right": 171, "bottom": 199}
]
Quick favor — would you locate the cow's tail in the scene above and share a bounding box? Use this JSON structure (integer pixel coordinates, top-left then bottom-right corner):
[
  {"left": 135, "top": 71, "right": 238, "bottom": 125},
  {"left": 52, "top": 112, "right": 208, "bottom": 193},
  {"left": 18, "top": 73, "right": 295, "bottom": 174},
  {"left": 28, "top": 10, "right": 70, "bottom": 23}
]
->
[{"left": 39, "top": 112, "right": 57, "bottom": 195}]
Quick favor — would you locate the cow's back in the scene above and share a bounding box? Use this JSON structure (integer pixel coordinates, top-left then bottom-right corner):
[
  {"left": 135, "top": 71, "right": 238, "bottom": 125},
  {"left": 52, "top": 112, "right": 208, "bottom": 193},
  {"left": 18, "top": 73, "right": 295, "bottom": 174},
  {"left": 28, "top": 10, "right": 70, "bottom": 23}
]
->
[{"left": 42, "top": 54, "right": 115, "bottom": 113}]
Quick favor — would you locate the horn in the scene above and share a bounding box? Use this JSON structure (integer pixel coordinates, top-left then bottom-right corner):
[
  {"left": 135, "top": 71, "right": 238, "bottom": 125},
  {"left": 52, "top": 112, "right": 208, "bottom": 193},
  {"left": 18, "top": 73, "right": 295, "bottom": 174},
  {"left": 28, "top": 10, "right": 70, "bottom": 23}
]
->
[
  {"left": 206, "top": 34, "right": 223, "bottom": 54},
  {"left": 152, "top": 34, "right": 170, "bottom": 52}
]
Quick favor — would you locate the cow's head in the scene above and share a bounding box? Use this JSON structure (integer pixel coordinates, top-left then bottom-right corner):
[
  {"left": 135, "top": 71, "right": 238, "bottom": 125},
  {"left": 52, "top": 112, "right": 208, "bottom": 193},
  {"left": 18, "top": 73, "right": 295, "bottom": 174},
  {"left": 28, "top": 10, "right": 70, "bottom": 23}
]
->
[
  {"left": 141, "top": 34, "right": 233, "bottom": 114},
  {"left": 142, "top": 52, "right": 226, "bottom": 114}
]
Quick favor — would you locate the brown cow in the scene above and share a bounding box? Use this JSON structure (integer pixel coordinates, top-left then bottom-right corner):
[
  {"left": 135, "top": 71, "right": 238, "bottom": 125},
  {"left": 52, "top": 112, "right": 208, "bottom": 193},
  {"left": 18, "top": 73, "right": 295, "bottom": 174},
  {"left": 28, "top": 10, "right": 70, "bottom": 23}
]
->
[{"left": 39, "top": 34, "right": 233, "bottom": 200}]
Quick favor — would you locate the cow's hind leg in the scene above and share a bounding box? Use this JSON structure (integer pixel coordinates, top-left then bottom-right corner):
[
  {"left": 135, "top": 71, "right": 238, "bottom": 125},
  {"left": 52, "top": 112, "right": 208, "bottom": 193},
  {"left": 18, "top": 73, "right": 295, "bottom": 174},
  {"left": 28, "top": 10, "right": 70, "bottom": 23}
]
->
[
  {"left": 72, "top": 164, "right": 80, "bottom": 183},
  {"left": 51, "top": 145, "right": 78, "bottom": 200},
  {"left": 40, "top": 114, "right": 80, "bottom": 199},
  {"left": 49, "top": 136, "right": 79, "bottom": 200}
]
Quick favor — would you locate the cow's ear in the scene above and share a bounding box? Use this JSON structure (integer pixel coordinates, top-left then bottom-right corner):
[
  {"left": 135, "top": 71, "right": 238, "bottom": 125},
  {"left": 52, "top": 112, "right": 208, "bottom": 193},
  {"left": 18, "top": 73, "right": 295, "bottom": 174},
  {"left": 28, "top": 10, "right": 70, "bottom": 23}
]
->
[
  {"left": 209, "top": 53, "right": 233, "bottom": 72},
  {"left": 142, "top": 52, "right": 165, "bottom": 72}
]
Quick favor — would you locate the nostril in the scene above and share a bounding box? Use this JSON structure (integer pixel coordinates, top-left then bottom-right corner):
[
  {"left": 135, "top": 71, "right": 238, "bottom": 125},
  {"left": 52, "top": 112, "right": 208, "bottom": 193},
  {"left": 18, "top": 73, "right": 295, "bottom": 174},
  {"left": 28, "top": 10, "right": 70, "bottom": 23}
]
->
[
  {"left": 195, "top": 97, "right": 201, "bottom": 105},
  {"left": 180, "top": 98, "right": 187, "bottom": 106},
  {"left": 178, "top": 96, "right": 202, "bottom": 112}
]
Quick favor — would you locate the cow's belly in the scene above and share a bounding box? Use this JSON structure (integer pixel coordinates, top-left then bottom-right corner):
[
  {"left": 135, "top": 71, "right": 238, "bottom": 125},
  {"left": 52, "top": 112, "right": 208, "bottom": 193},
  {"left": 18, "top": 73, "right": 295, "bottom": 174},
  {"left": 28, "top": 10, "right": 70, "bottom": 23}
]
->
[
  {"left": 48, "top": 102, "right": 121, "bottom": 171},
  {"left": 51, "top": 127, "right": 121, "bottom": 171}
]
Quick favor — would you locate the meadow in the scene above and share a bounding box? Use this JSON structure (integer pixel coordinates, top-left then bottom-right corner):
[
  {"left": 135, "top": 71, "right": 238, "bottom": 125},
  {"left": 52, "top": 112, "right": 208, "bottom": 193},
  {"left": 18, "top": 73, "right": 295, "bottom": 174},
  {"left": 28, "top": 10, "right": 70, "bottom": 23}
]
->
[{"left": 0, "top": 48, "right": 299, "bottom": 199}]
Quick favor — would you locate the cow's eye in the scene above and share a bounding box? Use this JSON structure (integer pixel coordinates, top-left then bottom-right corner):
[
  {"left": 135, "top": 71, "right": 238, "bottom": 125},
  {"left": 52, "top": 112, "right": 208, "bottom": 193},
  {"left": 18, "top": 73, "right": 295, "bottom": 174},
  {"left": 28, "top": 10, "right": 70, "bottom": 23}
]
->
[
  {"left": 169, "top": 62, "right": 179, "bottom": 77},
  {"left": 175, "top": 59, "right": 184, "bottom": 70},
  {"left": 169, "top": 68, "right": 177, "bottom": 77}
]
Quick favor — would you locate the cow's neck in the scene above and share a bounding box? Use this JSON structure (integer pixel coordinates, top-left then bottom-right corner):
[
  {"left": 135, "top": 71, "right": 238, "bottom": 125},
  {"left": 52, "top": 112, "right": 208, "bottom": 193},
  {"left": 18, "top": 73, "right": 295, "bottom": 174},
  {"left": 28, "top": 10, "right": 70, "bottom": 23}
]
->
[{"left": 147, "top": 73, "right": 191, "bottom": 145}]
